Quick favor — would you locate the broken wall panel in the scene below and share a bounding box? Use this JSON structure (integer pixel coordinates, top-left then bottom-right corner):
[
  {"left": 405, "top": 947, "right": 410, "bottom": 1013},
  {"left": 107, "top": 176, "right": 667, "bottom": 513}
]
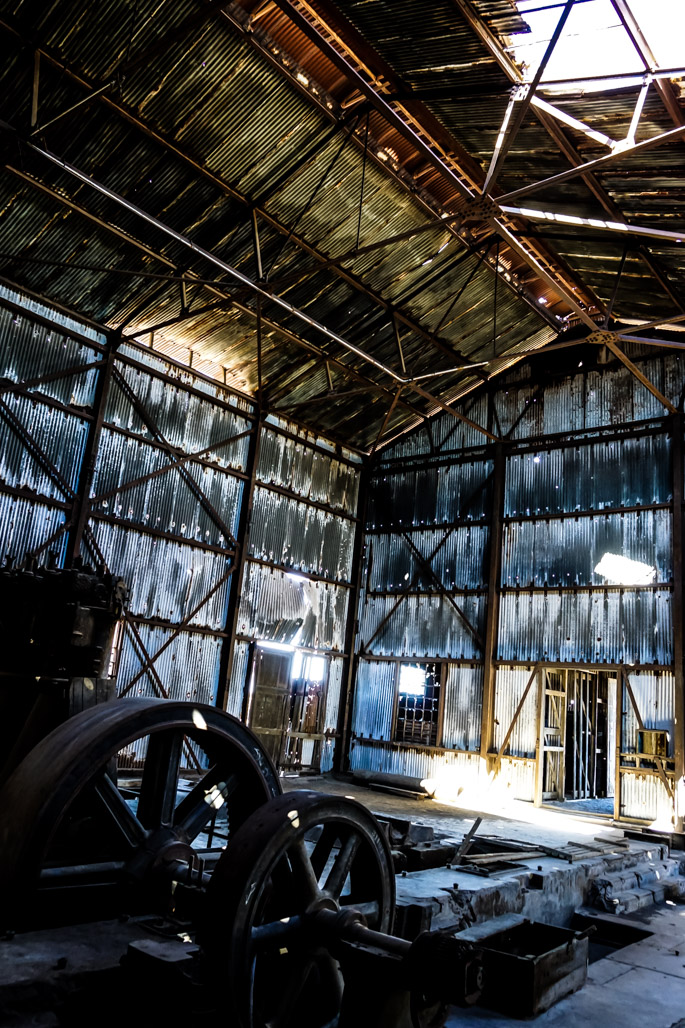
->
[
  {"left": 90, "top": 522, "right": 232, "bottom": 629},
  {"left": 503, "top": 510, "right": 672, "bottom": 588},
  {"left": 497, "top": 591, "right": 672, "bottom": 665},
  {"left": 359, "top": 593, "right": 485, "bottom": 658},
  {"left": 249, "top": 487, "right": 356, "bottom": 581},
  {"left": 236, "top": 563, "right": 348, "bottom": 651}
]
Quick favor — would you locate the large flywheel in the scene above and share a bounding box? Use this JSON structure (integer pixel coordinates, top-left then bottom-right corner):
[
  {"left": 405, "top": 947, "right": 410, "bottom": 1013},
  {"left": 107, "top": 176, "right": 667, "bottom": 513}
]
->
[
  {"left": 202, "top": 790, "right": 397, "bottom": 1028},
  {"left": 0, "top": 698, "right": 281, "bottom": 930}
]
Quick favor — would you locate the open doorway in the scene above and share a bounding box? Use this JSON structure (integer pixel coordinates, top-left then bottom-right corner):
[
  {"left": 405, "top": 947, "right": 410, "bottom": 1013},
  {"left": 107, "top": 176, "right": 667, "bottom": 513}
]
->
[
  {"left": 538, "top": 669, "right": 616, "bottom": 815},
  {"left": 243, "top": 644, "right": 330, "bottom": 772}
]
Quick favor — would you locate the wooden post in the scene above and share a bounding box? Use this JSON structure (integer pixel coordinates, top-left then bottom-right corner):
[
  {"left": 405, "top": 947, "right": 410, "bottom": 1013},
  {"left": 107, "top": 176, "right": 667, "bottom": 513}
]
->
[
  {"left": 334, "top": 465, "right": 369, "bottom": 773},
  {"left": 66, "top": 338, "right": 116, "bottom": 567},
  {"left": 480, "top": 440, "right": 505, "bottom": 764},
  {"left": 215, "top": 416, "right": 261, "bottom": 713},
  {"left": 671, "top": 413, "right": 685, "bottom": 832}
]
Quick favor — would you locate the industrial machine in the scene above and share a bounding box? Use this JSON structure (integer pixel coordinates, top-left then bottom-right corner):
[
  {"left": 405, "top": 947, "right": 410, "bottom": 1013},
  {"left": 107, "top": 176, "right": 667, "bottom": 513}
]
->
[{"left": 0, "top": 565, "right": 482, "bottom": 1027}]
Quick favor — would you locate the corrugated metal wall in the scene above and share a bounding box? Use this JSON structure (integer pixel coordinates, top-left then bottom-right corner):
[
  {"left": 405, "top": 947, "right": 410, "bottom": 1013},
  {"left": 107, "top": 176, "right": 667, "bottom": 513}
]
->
[
  {"left": 358, "top": 353, "right": 683, "bottom": 823},
  {"left": 0, "top": 286, "right": 360, "bottom": 744},
  {"left": 0, "top": 284, "right": 101, "bottom": 568}
]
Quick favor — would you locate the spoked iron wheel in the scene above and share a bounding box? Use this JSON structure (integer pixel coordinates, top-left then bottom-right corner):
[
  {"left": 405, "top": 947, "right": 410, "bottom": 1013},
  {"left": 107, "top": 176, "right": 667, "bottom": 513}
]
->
[
  {"left": 0, "top": 698, "right": 280, "bottom": 929},
  {"left": 202, "top": 790, "right": 395, "bottom": 1028}
]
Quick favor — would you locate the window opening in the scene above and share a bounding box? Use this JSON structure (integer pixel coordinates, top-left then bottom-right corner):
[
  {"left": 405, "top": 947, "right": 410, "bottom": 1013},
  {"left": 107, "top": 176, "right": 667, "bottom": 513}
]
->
[
  {"left": 509, "top": 0, "right": 685, "bottom": 91},
  {"left": 395, "top": 662, "right": 442, "bottom": 746}
]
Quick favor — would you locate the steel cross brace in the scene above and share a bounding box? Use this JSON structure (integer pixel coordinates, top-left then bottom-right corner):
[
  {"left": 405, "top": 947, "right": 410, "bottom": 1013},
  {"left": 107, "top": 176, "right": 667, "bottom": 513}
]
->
[
  {"left": 111, "top": 367, "right": 239, "bottom": 549},
  {"left": 360, "top": 466, "right": 495, "bottom": 653},
  {"left": 90, "top": 427, "right": 255, "bottom": 508}
]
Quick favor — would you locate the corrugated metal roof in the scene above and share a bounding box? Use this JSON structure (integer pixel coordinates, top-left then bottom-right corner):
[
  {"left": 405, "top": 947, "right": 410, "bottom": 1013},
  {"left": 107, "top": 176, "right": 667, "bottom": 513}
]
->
[{"left": 0, "top": 0, "right": 681, "bottom": 451}]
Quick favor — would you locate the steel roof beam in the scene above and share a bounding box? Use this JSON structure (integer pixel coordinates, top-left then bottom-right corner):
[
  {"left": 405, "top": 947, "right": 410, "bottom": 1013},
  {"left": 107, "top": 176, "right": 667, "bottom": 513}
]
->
[
  {"left": 501, "top": 204, "right": 685, "bottom": 245},
  {"left": 266, "top": 0, "right": 591, "bottom": 322},
  {"left": 7, "top": 135, "right": 499, "bottom": 440},
  {"left": 498, "top": 123, "right": 685, "bottom": 206},
  {"left": 483, "top": 0, "right": 576, "bottom": 194},
  {"left": 0, "top": 20, "right": 484, "bottom": 377},
  {"left": 450, "top": 0, "right": 683, "bottom": 313},
  {"left": 610, "top": 0, "right": 685, "bottom": 127}
]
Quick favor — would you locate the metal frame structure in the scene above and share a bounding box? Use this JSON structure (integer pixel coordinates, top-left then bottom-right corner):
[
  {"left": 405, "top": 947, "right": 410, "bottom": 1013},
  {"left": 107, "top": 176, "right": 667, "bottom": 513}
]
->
[{"left": 353, "top": 344, "right": 685, "bottom": 829}]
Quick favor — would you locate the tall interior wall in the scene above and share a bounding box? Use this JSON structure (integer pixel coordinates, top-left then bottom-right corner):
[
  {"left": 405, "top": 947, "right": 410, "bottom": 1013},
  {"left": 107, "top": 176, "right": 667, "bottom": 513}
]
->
[
  {"left": 0, "top": 283, "right": 360, "bottom": 764},
  {"left": 351, "top": 354, "right": 685, "bottom": 829}
]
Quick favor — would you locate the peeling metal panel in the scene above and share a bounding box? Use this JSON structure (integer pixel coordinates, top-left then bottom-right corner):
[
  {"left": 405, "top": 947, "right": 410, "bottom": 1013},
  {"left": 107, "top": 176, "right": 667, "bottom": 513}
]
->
[
  {"left": 0, "top": 494, "right": 68, "bottom": 566},
  {"left": 365, "top": 525, "right": 489, "bottom": 591},
  {"left": 324, "top": 656, "right": 344, "bottom": 734},
  {"left": 498, "top": 591, "right": 673, "bottom": 665},
  {"left": 226, "top": 641, "right": 251, "bottom": 719},
  {"left": 359, "top": 593, "right": 485, "bottom": 659},
  {"left": 237, "top": 562, "right": 348, "bottom": 650},
  {"left": 350, "top": 659, "right": 396, "bottom": 741},
  {"left": 90, "top": 522, "right": 231, "bottom": 628},
  {"left": 257, "top": 427, "right": 359, "bottom": 514},
  {"left": 92, "top": 428, "right": 244, "bottom": 545},
  {"left": 442, "top": 664, "right": 483, "bottom": 751},
  {"left": 505, "top": 435, "right": 671, "bottom": 516},
  {"left": 502, "top": 510, "right": 672, "bottom": 588},
  {"left": 116, "top": 622, "right": 222, "bottom": 704},
  {"left": 619, "top": 771, "right": 674, "bottom": 825},
  {"left": 623, "top": 671, "right": 675, "bottom": 754},
  {"left": 493, "top": 667, "right": 538, "bottom": 758},
  {"left": 368, "top": 461, "right": 493, "bottom": 528},
  {"left": 249, "top": 487, "right": 355, "bottom": 581},
  {"left": 0, "top": 396, "right": 89, "bottom": 498}
]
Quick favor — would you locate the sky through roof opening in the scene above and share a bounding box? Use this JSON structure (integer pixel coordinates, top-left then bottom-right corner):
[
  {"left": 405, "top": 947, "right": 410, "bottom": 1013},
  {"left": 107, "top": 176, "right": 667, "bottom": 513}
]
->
[{"left": 509, "top": 0, "right": 685, "bottom": 91}]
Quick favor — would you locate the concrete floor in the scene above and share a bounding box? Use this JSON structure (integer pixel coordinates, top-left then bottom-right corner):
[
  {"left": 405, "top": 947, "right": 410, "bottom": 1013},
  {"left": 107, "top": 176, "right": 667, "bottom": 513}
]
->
[
  {"left": 284, "top": 774, "right": 685, "bottom": 1027},
  {"left": 281, "top": 773, "right": 628, "bottom": 849},
  {"left": 446, "top": 902, "right": 685, "bottom": 1028}
]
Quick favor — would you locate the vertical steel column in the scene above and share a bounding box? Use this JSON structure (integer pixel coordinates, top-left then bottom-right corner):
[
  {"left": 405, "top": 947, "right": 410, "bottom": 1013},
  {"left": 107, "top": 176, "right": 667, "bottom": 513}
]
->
[
  {"left": 480, "top": 439, "right": 505, "bottom": 764},
  {"left": 215, "top": 415, "right": 261, "bottom": 713},
  {"left": 671, "top": 412, "right": 685, "bottom": 832},
  {"left": 65, "top": 335, "right": 117, "bottom": 567},
  {"left": 334, "top": 464, "right": 370, "bottom": 773}
]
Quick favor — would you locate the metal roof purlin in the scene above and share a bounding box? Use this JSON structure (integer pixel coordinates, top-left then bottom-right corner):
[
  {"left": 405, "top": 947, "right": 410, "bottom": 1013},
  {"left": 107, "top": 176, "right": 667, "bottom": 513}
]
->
[
  {"left": 15, "top": 132, "right": 499, "bottom": 442},
  {"left": 269, "top": 0, "right": 597, "bottom": 323},
  {"left": 0, "top": 19, "right": 487, "bottom": 380}
]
